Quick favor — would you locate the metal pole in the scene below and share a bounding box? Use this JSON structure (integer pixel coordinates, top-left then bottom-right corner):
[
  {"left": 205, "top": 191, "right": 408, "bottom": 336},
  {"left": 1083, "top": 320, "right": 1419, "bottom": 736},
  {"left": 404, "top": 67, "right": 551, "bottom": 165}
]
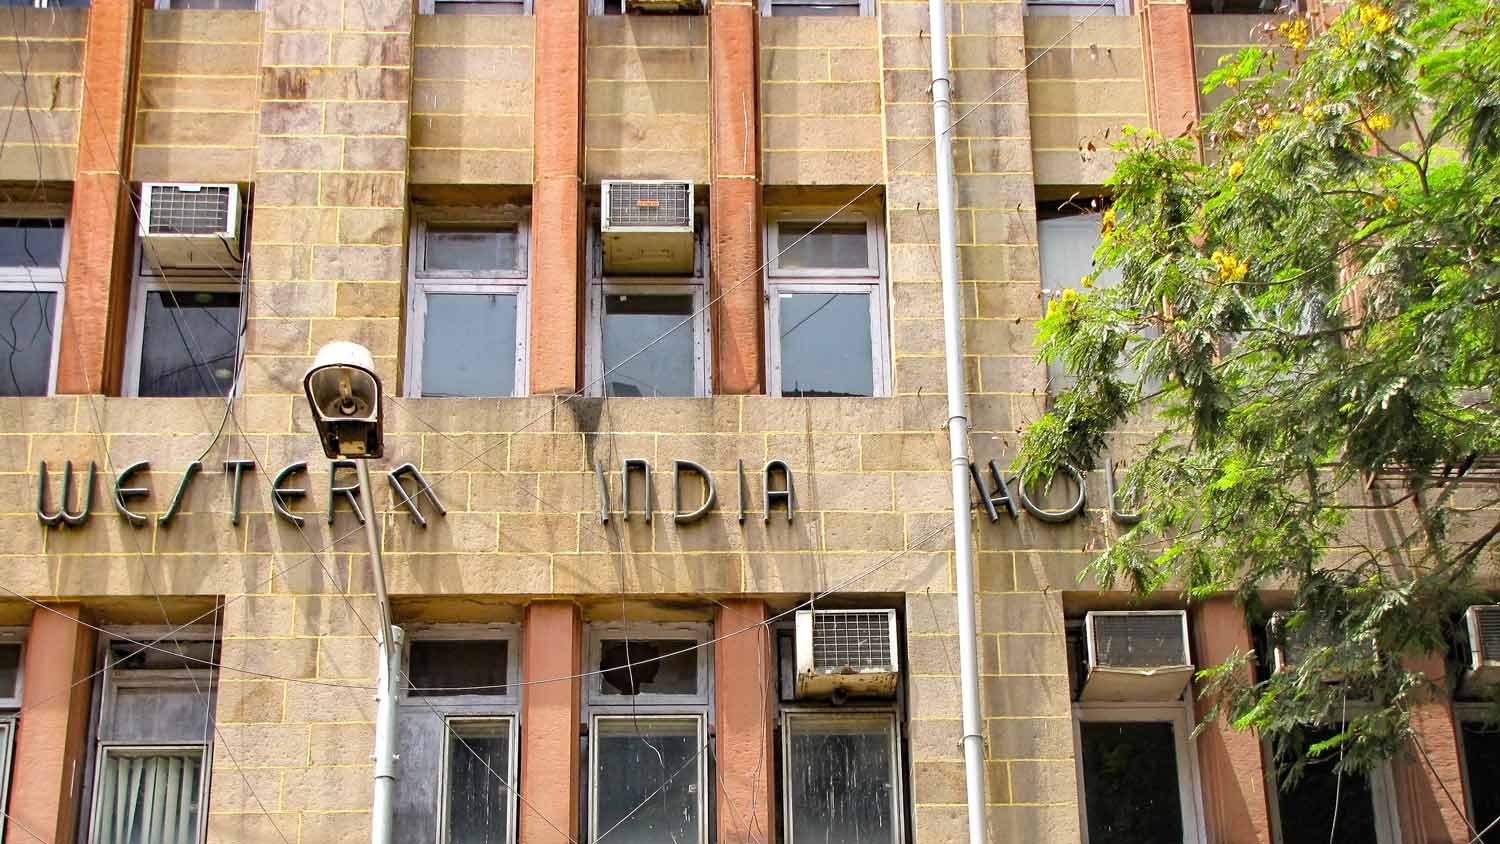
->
[
  {"left": 355, "top": 459, "right": 400, "bottom": 844},
  {"left": 928, "top": 2, "right": 988, "bottom": 843}
]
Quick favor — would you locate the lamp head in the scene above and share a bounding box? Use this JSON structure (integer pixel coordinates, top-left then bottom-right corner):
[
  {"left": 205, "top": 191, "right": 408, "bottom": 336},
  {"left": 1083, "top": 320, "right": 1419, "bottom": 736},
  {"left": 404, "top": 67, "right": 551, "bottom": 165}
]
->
[{"left": 303, "top": 341, "right": 384, "bottom": 460}]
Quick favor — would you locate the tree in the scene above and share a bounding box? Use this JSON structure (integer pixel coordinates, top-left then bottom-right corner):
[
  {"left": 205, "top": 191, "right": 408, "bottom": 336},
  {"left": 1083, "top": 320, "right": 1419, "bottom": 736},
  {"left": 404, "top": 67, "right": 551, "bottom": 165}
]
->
[{"left": 1016, "top": 0, "right": 1500, "bottom": 783}]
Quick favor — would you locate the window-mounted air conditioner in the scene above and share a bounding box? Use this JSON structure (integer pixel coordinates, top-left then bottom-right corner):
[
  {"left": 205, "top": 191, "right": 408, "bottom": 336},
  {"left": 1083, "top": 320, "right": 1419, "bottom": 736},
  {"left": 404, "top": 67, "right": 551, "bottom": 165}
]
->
[
  {"left": 1269, "top": 611, "right": 1376, "bottom": 681},
  {"left": 625, "top": 0, "right": 702, "bottom": 12},
  {"left": 601, "top": 180, "right": 694, "bottom": 275},
  {"left": 794, "top": 609, "right": 899, "bottom": 702},
  {"left": 138, "top": 183, "right": 241, "bottom": 269},
  {"left": 1460, "top": 604, "right": 1500, "bottom": 697},
  {"left": 1080, "top": 610, "right": 1194, "bottom": 701}
]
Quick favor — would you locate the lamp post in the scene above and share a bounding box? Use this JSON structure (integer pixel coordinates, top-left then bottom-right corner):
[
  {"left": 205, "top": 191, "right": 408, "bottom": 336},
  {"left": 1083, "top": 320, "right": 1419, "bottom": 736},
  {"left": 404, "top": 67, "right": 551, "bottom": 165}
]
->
[{"left": 303, "top": 341, "right": 400, "bottom": 844}]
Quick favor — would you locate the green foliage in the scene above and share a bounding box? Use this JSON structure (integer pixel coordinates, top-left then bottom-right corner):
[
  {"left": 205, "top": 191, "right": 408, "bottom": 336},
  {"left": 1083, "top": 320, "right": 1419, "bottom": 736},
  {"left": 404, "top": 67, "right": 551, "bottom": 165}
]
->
[{"left": 1018, "top": 0, "right": 1500, "bottom": 775}]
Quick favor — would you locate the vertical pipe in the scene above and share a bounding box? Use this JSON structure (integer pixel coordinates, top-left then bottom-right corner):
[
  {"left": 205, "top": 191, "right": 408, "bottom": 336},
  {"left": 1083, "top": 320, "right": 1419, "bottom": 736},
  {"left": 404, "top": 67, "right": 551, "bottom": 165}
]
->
[
  {"left": 356, "top": 460, "right": 400, "bottom": 844},
  {"left": 928, "top": 2, "right": 989, "bottom": 843}
]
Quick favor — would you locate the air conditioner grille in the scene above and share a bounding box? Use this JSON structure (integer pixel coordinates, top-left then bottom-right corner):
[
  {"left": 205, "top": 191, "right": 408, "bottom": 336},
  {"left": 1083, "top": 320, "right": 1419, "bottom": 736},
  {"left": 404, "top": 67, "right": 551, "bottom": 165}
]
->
[
  {"left": 146, "top": 185, "right": 232, "bottom": 235},
  {"left": 812, "top": 611, "right": 892, "bottom": 671},
  {"left": 607, "top": 182, "right": 691, "bottom": 228},
  {"left": 1092, "top": 614, "right": 1186, "bottom": 667},
  {"left": 1476, "top": 607, "right": 1500, "bottom": 659}
]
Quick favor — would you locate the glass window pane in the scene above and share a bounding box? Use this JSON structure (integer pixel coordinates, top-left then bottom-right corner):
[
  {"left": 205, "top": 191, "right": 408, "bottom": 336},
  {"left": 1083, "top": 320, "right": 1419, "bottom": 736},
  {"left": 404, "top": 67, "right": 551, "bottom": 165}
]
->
[
  {"left": 778, "top": 222, "right": 868, "bottom": 270},
  {"left": 408, "top": 640, "right": 509, "bottom": 697},
  {"left": 1463, "top": 721, "right": 1500, "bottom": 842},
  {"left": 777, "top": 291, "right": 874, "bottom": 397},
  {"left": 785, "top": 715, "right": 898, "bottom": 844},
  {"left": 1079, "top": 721, "right": 1185, "bottom": 843},
  {"left": 0, "top": 644, "right": 21, "bottom": 699},
  {"left": 93, "top": 750, "right": 203, "bottom": 844},
  {"left": 445, "top": 720, "right": 511, "bottom": 844},
  {"left": 425, "top": 227, "right": 519, "bottom": 273},
  {"left": 1275, "top": 747, "right": 1379, "bottom": 844},
  {"left": 137, "top": 290, "right": 239, "bottom": 397},
  {"left": 0, "top": 219, "right": 63, "bottom": 267},
  {"left": 104, "top": 683, "right": 214, "bottom": 744},
  {"left": 168, "top": 0, "right": 256, "bottom": 7},
  {"left": 593, "top": 717, "right": 702, "bottom": 844},
  {"left": 421, "top": 293, "right": 519, "bottom": 398},
  {"left": 0, "top": 290, "right": 55, "bottom": 396},
  {"left": 602, "top": 293, "right": 696, "bottom": 397},
  {"left": 770, "top": 3, "right": 859, "bottom": 15},
  {"left": 48, "top": 0, "right": 92, "bottom": 7},
  {"left": 434, "top": 0, "right": 524, "bottom": 11},
  {"left": 597, "top": 639, "right": 697, "bottom": 696}
]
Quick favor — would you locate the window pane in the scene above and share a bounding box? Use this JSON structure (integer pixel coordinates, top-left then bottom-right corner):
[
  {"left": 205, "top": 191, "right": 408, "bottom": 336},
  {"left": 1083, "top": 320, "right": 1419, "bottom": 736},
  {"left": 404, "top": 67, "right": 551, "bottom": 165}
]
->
[
  {"left": 138, "top": 290, "right": 239, "bottom": 397},
  {"left": 602, "top": 293, "right": 695, "bottom": 397},
  {"left": 409, "top": 640, "right": 508, "bottom": 697},
  {"left": 434, "top": 0, "right": 525, "bottom": 11},
  {"left": 93, "top": 750, "right": 203, "bottom": 844},
  {"left": 104, "top": 683, "right": 215, "bottom": 744},
  {"left": 425, "top": 227, "right": 519, "bottom": 273},
  {"left": 0, "top": 290, "right": 55, "bottom": 396},
  {"left": 48, "top": 0, "right": 92, "bottom": 7},
  {"left": 0, "top": 644, "right": 21, "bottom": 699},
  {"left": 1463, "top": 721, "right": 1500, "bottom": 843},
  {"left": 593, "top": 717, "right": 702, "bottom": 844},
  {"left": 0, "top": 219, "right": 64, "bottom": 267},
  {"left": 770, "top": 3, "right": 859, "bottom": 15},
  {"left": 421, "top": 293, "right": 518, "bottom": 398},
  {"left": 597, "top": 639, "right": 697, "bottom": 696},
  {"left": 167, "top": 0, "right": 256, "bottom": 7},
  {"left": 778, "top": 222, "right": 868, "bottom": 270},
  {"left": 1275, "top": 741, "right": 1379, "bottom": 844},
  {"left": 1079, "top": 721, "right": 1184, "bottom": 843},
  {"left": 777, "top": 291, "right": 874, "bottom": 397},
  {"left": 445, "top": 720, "right": 511, "bottom": 844},
  {"left": 785, "top": 715, "right": 897, "bottom": 844}
]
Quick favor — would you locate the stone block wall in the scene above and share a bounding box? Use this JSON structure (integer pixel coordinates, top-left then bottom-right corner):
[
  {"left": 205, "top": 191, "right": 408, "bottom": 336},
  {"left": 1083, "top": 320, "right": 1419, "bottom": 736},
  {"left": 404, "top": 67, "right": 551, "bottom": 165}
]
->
[{"left": 0, "top": 9, "right": 85, "bottom": 182}]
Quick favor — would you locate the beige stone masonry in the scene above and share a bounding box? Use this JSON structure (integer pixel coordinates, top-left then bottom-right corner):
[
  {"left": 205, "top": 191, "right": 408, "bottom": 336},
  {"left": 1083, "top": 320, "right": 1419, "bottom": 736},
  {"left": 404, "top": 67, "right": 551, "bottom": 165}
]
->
[{"left": 0, "top": 9, "right": 85, "bottom": 181}]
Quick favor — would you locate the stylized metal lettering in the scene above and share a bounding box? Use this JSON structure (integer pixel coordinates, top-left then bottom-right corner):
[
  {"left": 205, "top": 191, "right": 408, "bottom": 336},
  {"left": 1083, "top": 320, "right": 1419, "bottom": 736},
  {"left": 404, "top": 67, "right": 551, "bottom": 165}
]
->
[
  {"left": 157, "top": 461, "right": 202, "bottom": 527},
  {"left": 387, "top": 463, "right": 445, "bottom": 527},
  {"left": 36, "top": 461, "right": 96, "bottom": 527},
  {"left": 225, "top": 460, "right": 254, "bottom": 526},
  {"left": 328, "top": 460, "right": 365, "bottom": 525},
  {"left": 672, "top": 460, "right": 716, "bottom": 524},
  {"left": 272, "top": 462, "right": 308, "bottom": 527},
  {"left": 1106, "top": 458, "right": 1143, "bottom": 526},
  {"left": 968, "top": 460, "right": 1018, "bottom": 523},
  {"left": 622, "top": 458, "right": 651, "bottom": 522},
  {"left": 1016, "top": 463, "right": 1086, "bottom": 523},
  {"left": 113, "top": 460, "right": 151, "bottom": 526},
  {"left": 764, "top": 460, "right": 794, "bottom": 523}
]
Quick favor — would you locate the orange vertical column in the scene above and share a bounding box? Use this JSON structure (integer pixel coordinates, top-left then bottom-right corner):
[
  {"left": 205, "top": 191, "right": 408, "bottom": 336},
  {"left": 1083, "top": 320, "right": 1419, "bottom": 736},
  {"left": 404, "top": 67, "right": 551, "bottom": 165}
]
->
[
  {"left": 518, "top": 601, "right": 583, "bottom": 844},
  {"left": 1391, "top": 654, "right": 1470, "bottom": 844},
  {"left": 1191, "top": 598, "right": 1273, "bottom": 844},
  {"left": 1141, "top": 1, "right": 1200, "bottom": 146},
  {"left": 713, "top": 599, "right": 774, "bottom": 844},
  {"left": 708, "top": 0, "right": 763, "bottom": 394},
  {"left": 4, "top": 605, "right": 97, "bottom": 844},
  {"left": 528, "top": 0, "right": 587, "bottom": 395},
  {"left": 55, "top": 0, "right": 141, "bottom": 396}
]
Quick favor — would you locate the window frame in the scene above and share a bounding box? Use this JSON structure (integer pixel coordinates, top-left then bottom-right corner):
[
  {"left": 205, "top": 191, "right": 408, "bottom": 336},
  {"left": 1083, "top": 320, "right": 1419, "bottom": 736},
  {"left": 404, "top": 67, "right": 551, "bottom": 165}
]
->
[
  {"left": 400, "top": 623, "right": 522, "bottom": 706},
  {"left": 761, "top": 0, "right": 872, "bottom": 16},
  {"left": 437, "top": 715, "right": 520, "bottom": 844},
  {"left": 1260, "top": 727, "right": 1401, "bottom": 844},
  {"left": 404, "top": 211, "right": 532, "bottom": 399},
  {"left": 1023, "top": 0, "right": 1129, "bottom": 16},
  {"left": 779, "top": 707, "right": 905, "bottom": 844},
  {"left": 88, "top": 744, "right": 210, "bottom": 844},
  {"left": 584, "top": 206, "right": 711, "bottom": 399},
  {"left": 123, "top": 237, "right": 245, "bottom": 399},
  {"left": 1454, "top": 703, "right": 1493, "bottom": 837},
  {"left": 585, "top": 622, "right": 711, "bottom": 707},
  {"left": 153, "top": 0, "right": 261, "bottom": 8},
  {"left": 763, "top": 207, "right": 890, "bottom": 398},
  {"left": 0, "top": 718, "right": 14, "bottom": 842},
  {"left": 0, "top": 215, "right": 68, "bottom": 397},
  {"left": 420, "top": 0, "right": 529, "bottom": 12},
  {"left": 1071, "top": 699, "right": 1208, "bottom": 844},
  {"left": 587, "top": 712, "right": 709, "bottom": 844},
  {"left": 588, "top": 0, "right": 704, "bottom": 12}
]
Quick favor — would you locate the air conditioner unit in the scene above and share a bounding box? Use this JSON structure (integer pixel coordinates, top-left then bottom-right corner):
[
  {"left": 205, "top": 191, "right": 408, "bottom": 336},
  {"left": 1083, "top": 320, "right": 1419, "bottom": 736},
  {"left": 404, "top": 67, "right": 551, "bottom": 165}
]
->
[
  {"left": 1460, "top": 604, "right": 1500, "bottom": 697},
  {"left": 794, "top": 609, "right": 899, "bottom": 701},
  {"left": 625, "top": 0, "right": 701, "bottom": 12},
  {"left": 601, "top": 180, "right": 694, "bottom": 275},
  {"left": 1269, "top": 612, "right": 1376, "bottom": 680},
  {"left": 1081, "top": 610, "right": 1194, "bottom": 701},
  {"left": 139, "top": 183, "right": 241, "bottom": 269}
]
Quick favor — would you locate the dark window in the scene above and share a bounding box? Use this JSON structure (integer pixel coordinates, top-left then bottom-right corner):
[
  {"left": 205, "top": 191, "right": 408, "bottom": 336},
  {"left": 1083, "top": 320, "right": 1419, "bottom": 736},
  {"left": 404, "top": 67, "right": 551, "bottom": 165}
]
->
[
  {"left": 445, "top": 720, "right": 511, "bottom": 844},
  {"left": 777, "top": 291, "right": 874, "bottom": 397},
  {"left": 784, "top": 713, "right": 899, "bottom": 844},
  {"left": 423, "top": 226, "right": 519, "bottom": 274},
  {"left": 597, "top": 638, "right": 697, "bottom": 696},
  {"left": 409, "top": 640, "right": 509, "bottom": 697},
  {"left": 601, "top": 293, "right": 695, "bottom": 398},
  {"left": 0, "top": 643, "right": 21, "bottom": 700},
  {"left": 0, "top": 219, "right": 64, "bottom": 267},
  {"left": 592, "top": 717, "right": 702, "bottom": 843},
  {"left": 1463, "top": 720, "right": 1500, "bottom": 842},
  {"left": 1191, "top": 0, "right": 1286, "bottom": 11},
  {"left": 1079, "top": 721, "right": 1185, "bottom": 843},
  {"left": 137, "top": 290, "right": 240, "bottom": 397},
  {"left": 1275, "top": 733, "right": 1379, "bottom": 844},
  {"left": 0, "top": 290, "right": 56, "bottom": 396}
]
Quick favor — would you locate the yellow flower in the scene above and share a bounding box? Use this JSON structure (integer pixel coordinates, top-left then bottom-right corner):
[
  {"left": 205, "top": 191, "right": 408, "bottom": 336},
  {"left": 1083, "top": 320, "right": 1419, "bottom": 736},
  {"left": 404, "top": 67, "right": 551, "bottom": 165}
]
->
[
  {"left": 1061, "top": 288, "right": 1079, "bottom": 305},
  {"left": 1358, "top": 3, "right": 1393, "bottom": 34},
  {"left": 1338, "top": 24, "right": 1357, "bottom": 47},
  {"left": 1081, "top": 274, "right": 1095, "bottom": 289},
  {"left": 1227, "top": 160, "right": 1245, "bottom": 180},
  {"left": 1362, "top": 195, "right": 1376, "bottom": 209},
  {"left": 1101, "top": 207, "right": 1117, "bottom": 233},
  {"left": 1278, "top": 17, "right": 1310, "bottom": 49},
  {"left": 1211, "top": 250, "right": 1249, "bottom": 283},
  {"left": 1302, "top": 101, "right": 1323, "bottom": 120},
  {"left": 1367, "top": 113, "right": 1392, "bottom": 132},
  {"left": 1382, "top": 195, "right": 1399, "bottom": 213}
]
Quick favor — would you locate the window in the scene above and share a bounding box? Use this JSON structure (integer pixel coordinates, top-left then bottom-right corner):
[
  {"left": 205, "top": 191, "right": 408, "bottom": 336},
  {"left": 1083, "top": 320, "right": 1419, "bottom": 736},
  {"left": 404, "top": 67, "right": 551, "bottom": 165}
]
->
[
  {"left": 0, "top": 631, "right": 24, "bottom": 843},
  {"left": 762, "top": 0, "right": 869, "bottom": 15},
  {"left": 585, "top": 623, "right": 710, "bottom": 844},
  {"left": 782, "top": 712, "right": 902, "bottom": 844},
  {"left": 586, "top": 207, "right": 709, "bottom": 397},
  {"left": 3, "top": 0, "right": 89, "bottom": 7},
  {"left": 155, "top": 0, "right": 258, "bottom": 8},
  {"left": 764, "top": 209, "right": 889, "bottom": 397},
  {"left": 396, "top": 627, "right": 520, "bottom": 844},
  {"left": 1191, "top": 0, "right": 1290, "bottom": 12},
  {"left": 1264, "top": 727, "right": 1399, "bottom": 844},
  {"left": 420, "top": 0, "right": 528, "bottom": 13},
  {"left": 1455, "top": 708, "right": 1498, "bottom": 843},
  {"left": 85, "top": 633, "right": 217, "bottom": 844},
  {"left": 1024, "top": 0, "right": 1128, "bottom": 15},
  {"left": 0, "top": 218, "right": 66, "bottom": 396},
  {"left": 405, "top": 212, "right": 530, "bottom": 398},
  {"left": 589, "top": 0, "right": 704, "bottom": 13}
]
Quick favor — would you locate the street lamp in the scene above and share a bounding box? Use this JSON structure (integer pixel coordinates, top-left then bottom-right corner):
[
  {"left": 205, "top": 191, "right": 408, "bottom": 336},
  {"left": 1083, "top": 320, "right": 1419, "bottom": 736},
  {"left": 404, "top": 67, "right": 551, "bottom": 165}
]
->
[{"left": 303, "top": 341, "right": 399, "bottom": 844}]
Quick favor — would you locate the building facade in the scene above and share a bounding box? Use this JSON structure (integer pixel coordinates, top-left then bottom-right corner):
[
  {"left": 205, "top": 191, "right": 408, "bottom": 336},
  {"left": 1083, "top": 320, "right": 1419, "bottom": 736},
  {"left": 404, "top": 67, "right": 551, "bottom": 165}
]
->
[{"left": 0, "top": 0, "right": 1493, "bottom": 843}]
